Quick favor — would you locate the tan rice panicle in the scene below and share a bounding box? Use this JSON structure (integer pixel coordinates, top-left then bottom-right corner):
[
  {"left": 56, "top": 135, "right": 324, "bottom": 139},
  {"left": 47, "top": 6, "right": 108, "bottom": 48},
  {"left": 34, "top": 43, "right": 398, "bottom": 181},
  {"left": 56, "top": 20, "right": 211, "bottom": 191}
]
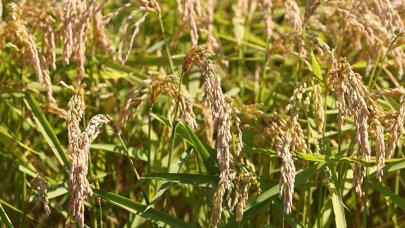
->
[
  {"left": 66, "top": 83, "right": 114, "bottom": 227},
  {"left": 326, "top": 57, "right": 371, "bottom": 162},
  {"left": 30, "top": 175, "right": 51, "bottom": 216},
  {"left": 386, "top": 95, "right": 405, "bottom": 159},
  {"left": 205, "top": 0, "right": 220, "bottom": 52},
  {"left": 211, "top": 160, "right": 260, "bottom": 227},
  {"left": 182, "top": 0, "right": 202, "bottom": 46},
  {"left": 259, "top": 0, "right": 273, "bottom": 39},
  {"left": 283, "top": 0, "right": 303, "bottom": 34},
  {"left": 118, "top": 11, "right": 148, "bottom": 64},
  {"left": 183, "top": 46, "right": 242, "bottom": 189},
  {"left": 93, "top": 4, "right": 114, "bottom": 60},
  {"left": 118, "top": 71, "right": 197, "bottom": 130},
  {"left": 63, "top": 0, "right": 98, "bottom": 82},
  {"left": 6, "top": 3, "right": 55, "bottom": 103},
  {"left": 370, "top": 113, "right": 385, "bottom": 181}
]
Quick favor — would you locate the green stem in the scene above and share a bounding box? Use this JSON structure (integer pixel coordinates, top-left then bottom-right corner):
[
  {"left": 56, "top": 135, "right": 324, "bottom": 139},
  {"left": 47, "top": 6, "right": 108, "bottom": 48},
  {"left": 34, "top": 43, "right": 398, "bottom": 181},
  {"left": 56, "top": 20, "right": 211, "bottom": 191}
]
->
[
  {"left": 118, "top": 135, "right": 151, "bottom": 206},
  {"left": 158, "top": 13, "right": 175, "bottom": 73},
  {"left": 148, "top": 109, "right": 152, "bottom": 174},
  {"left": 118, "top": 135, "right": 140, "bottom": 180},
  {"left": 256, "top": 41, "right": 270, "bottom": 103},
  {"left": 369, "top": 31, "right": 404, "bottom": 90}
]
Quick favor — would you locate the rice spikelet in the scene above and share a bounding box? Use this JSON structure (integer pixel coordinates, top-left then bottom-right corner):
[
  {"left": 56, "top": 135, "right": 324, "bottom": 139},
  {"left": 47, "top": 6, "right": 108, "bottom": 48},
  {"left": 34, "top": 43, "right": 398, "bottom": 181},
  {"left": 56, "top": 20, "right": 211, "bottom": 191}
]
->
[
  {"left": 370, "top": 114, "right": 385, "bottom": 181},
  {"left": 183, "top": 0, "right": 202, "bottom": 46},
  {"left": 183, "top": 46, "right": 246, "bottom": 226},
  {"left": 6, "top": 3, "right": 54, "bottom": 103},
  {"left": 119, "top": 71, "right": 197, "bottom": 130},
  {"left": 183, "top": 46, "right": 241, "bottom": 189},
  {"left": 66, "top": 83, "right": 113, "bottom": 227},
  {"left": 386, "top": 95, "right": 405, "bottom": 159},
  {"left": 63, "top": 0, "right": 98, "bottom": 82},
  {"left": 30, "top": 175, "right": 51, "bottom": 216},
  {"left": 326, "top": 57, "right": 371, "bottom": 162}
]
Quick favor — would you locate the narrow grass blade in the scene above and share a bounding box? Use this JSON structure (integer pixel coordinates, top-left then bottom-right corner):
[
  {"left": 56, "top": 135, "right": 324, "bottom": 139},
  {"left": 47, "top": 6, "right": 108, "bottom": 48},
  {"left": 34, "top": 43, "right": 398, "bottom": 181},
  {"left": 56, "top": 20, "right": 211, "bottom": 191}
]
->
[
  {"left": 311, "top": 52, "right": 324, "bottom": 84},
  {"left": 91, "top": 144, "right": 148, "bottom": 161},
  {"left": 331, "top": 191, "right": 347, "bottom": 228},
  {"left": 147, "top": 147, "right": 193, "bottom": 208},
  {"left": 152, "top": 114, "right": 218, "bottom": 174},
  {"left": 369, "top": 181, "right": 405, "bottom": 211},
  {"left": 24, "top": 92, "right": 69, "bottom": 172},
  {"left": 92, "top": 189, "right": 194, "bottom": 228},
  {"left": 326, "top": 165, "right": 347, "bottom": 228},
  {"left": 0, "top": 203, "right": 13, "bottom": 228},
  {"left": 273, "top": 198, "right": 305, "bottom": 228},
  {"left": 176, "top": 123, "right": 219, "bottom": 175}
]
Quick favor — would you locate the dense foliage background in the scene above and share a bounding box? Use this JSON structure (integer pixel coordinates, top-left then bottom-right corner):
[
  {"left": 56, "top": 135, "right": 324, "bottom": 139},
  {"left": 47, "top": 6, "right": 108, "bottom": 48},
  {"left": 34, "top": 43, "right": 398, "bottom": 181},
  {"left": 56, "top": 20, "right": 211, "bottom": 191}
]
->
[{"left": 1, "top": 0, "right": 405, "bottom": 227}]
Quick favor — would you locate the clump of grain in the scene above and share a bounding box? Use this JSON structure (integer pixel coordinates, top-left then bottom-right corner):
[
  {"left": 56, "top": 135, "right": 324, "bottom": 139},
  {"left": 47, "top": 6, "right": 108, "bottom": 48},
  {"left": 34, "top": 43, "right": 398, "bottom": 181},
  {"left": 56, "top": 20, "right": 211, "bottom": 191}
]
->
[
  {"left": 228, "top": 95, "right": 243, "bottom": 156},
  {"left": 149, "top": 71, "right": 197, "bottom": 129},
  {"left": 204, "top": 0, "right": 220, "bottom": 52},
  {"left": 326, "top": 56, "right": 372, "bottom": 194},
  {"left": 277, "top": 80, "right": 313, "bottom": 214},
  {"left": 182, "top": 46, "right": 248, "bottom": 226},
  {"left": 386, "top": 95, "right": 405, "bottom": 159},
  {"left": 179, "top": 0, "right": 202, "bottom": 46},
  {"left": 66, "top": 84, "right": 114, "bottom": 227},
  {"left": 284, "top": 82, "right": 311, "bottom": 154},
  {"left": 369, "top": 113, "right": 385, "bottom": 181},
  {"left": 241, "top": 106, "right": 285, "bottom": 149},
  {"left": 20, "top": 0, "right": 60, "bottom": 71},
  {"left": 117, "top": 10, "right": 148, "bottom": 64},
  {"left": 116, "top": 0, "right": 160, "bottom": 65},
  {"left": 242, "top": 80, "right": 324, "bottom": 213},
  {"left": 326, "top": 57, "right": 371, "bottom": 161},
  {"left": 259, "top": 0, "right": 273, "bottom": 39},
  {"left": 5, "top": 3, "right": 54, "bottom": 103},
  {"left": 227, "top": 170, "right": 260, "bottom": 222},
  {"left": 93, "top": 3, "right": 114, "bottom": 60},
  {"left": 63, "top": 0, "right": 99, "bottom": 82},
  {"left": 119, "top": 71, "right": 197, "bottom": 130},
  {"left": 182, "top": 46, "right": 241, "bottom": 189},
  {"left": 353, "top": 163, "right": 365, "bottom": 197},
  {"left": 30, "top": 175, "right": 51, "bottom": 216},
  {"left": 210, "top": 181, "right": 225, "bottom": 227},
  {"left": 283, "top": 0, "right": 303, "bottom": 34},
  {"left": 319, "top": 0, "right": 405, "bottom": 78},
  {"left": 66, "top": 84, "right": 87, "bottom": 227},
  {"left": 324, "top": 56, "right": 405, "bottom": 186},
  {"left": 312, "top": 81, "right": 325, "bottom": 134},
  {"left": 278, "top": 136, "right": 295, "bottom": 213},
  {"left": 118, "top": 85, "right": 149, "bottom": 128},
  {"left": 211, "top": 159, "right": 260, "bottom": 227}
]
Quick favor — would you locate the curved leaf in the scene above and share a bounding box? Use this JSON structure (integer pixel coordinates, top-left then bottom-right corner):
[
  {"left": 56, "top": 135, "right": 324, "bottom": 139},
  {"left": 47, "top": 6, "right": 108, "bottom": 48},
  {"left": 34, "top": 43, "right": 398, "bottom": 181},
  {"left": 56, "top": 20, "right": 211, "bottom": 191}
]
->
[
  {"left": 0, "top": 203, "right": 13, "bottom": 228},
  {"left": 92, "top": 189, "right": 194, "bottom": 228},
  {"left": 24, "top": 92, "right": 69, "bottom": 173}
]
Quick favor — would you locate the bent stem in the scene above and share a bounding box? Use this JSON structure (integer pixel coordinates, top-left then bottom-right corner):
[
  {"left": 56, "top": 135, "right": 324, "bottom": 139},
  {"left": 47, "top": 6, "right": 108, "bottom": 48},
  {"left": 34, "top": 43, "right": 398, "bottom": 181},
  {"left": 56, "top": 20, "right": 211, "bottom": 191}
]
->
[{"left": 118, "top": 135, "right": 140, "bottom": 180}]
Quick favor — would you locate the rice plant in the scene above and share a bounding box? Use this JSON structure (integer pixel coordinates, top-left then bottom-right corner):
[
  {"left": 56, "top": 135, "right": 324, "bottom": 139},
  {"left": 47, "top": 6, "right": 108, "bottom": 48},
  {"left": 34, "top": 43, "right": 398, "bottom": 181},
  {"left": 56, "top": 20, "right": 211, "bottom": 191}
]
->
[{"left": 0, "top": 0, "right": 405, "bottom": 227}]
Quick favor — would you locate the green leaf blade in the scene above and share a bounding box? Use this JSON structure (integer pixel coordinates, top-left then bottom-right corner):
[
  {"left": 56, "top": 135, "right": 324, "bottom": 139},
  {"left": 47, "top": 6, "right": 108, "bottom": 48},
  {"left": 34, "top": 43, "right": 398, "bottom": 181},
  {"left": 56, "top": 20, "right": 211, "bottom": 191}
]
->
[{"left": 24, "top": 92, "right": 70, "bottom": 173}]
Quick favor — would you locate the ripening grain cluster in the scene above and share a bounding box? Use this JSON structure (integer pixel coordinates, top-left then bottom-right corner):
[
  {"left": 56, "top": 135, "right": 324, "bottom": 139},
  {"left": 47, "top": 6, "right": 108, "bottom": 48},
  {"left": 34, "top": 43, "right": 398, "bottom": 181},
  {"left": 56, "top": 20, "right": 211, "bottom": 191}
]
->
[{"left": 0, "top": 0, "right": 405, "bottom": 227}]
